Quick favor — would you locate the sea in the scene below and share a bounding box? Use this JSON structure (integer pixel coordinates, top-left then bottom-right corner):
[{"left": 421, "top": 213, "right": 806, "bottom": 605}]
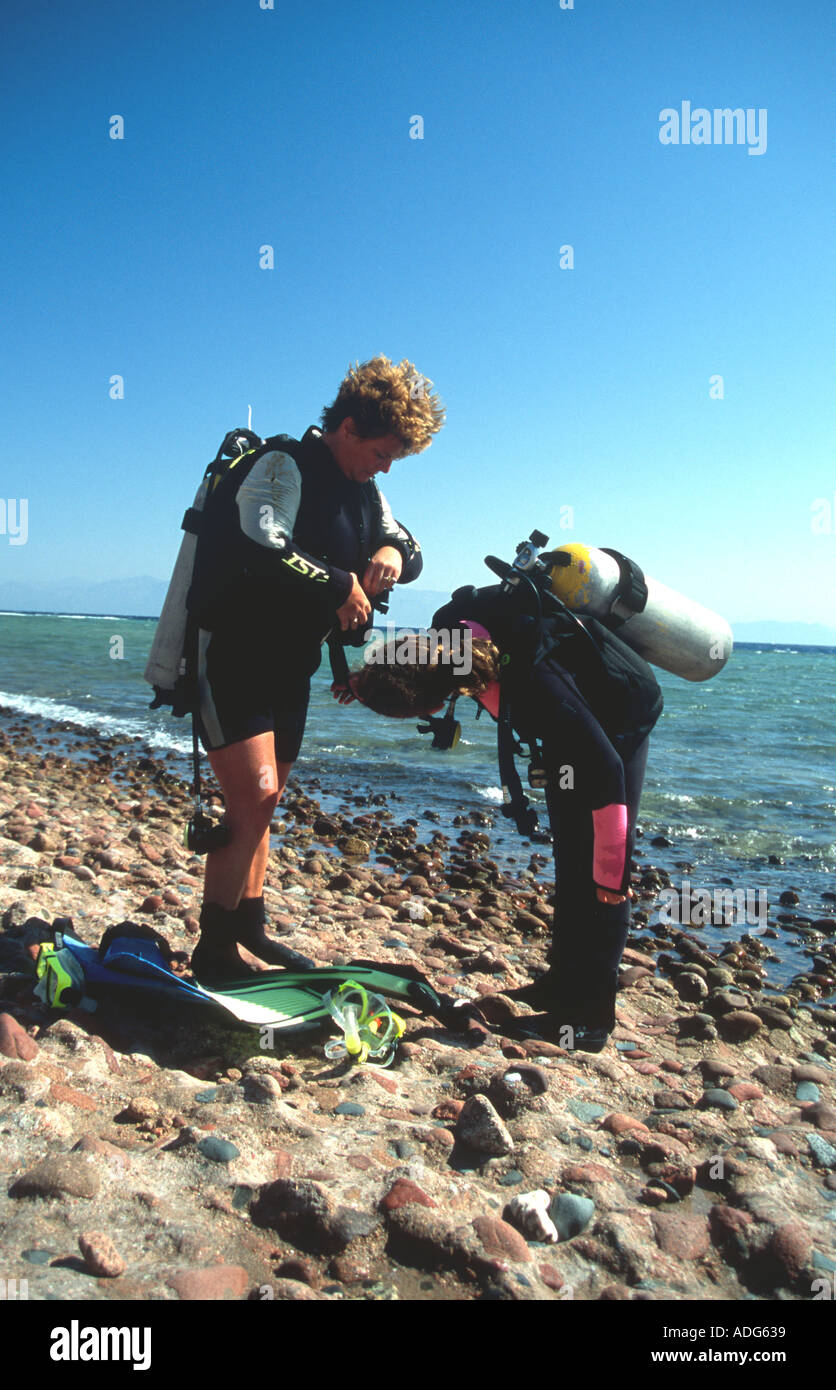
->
[{"left": 0, "top": 611, "right": 834, "bottom": 989}]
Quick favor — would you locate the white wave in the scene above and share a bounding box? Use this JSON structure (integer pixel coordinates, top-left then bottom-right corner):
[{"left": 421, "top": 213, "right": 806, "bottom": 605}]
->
[
  {"left": 0, "top": 690, "right": 190, "bottom": 757},
  {"left": 474, "top": 784, "right": 503, "bottom": 804}
]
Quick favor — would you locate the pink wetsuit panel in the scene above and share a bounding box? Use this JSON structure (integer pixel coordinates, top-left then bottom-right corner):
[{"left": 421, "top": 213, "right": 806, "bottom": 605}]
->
[
  {"left": 592, "top": 804, "right": 629, "bottom": 890},
  {"left": 461, "top": 620, "right": 500, "bottom": 718}
]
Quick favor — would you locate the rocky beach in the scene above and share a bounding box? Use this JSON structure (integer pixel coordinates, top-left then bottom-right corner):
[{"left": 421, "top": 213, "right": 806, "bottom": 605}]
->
[{"left": 2, "top": 708, "right": 836, "bottom": 1305}]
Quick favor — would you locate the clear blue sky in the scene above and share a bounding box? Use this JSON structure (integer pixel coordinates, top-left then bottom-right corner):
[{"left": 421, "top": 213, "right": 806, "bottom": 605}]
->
[{"left": 2, "top": 0, "right": 834, "bottom": 624}]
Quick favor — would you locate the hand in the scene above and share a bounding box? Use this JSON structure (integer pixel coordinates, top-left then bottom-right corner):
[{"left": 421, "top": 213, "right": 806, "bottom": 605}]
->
[
  {"left": 331, "top": 681, "right": 356, "bottom": 705},
  {"left": 362, "top": 546, "right": 402, "bottom": 598},
  {"left": 336, "top": 573, "right": 372, "bottom": 632},
  {"left": 596, "top": 885, "right": 635, "bottom": 906}
]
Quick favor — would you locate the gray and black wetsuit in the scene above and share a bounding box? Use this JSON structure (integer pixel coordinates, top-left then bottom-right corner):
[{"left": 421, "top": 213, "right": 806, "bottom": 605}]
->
[{"left": 188, "top": 426, "right": 421, "bottom": 760}]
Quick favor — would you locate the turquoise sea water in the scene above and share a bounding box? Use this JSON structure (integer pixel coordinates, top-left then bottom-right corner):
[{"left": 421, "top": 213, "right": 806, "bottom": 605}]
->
[{"left": 1, "top": 613, "right": 834, "bottom": 968}]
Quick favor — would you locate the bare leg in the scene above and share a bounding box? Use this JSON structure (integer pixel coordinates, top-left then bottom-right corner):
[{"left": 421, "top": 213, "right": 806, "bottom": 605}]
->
[{"left": 201, "top": 735, "right": 289, "bottom": 909}]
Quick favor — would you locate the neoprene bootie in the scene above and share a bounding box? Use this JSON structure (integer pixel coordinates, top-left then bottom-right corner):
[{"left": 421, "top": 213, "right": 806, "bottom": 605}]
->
[
  {"left": 232, "top": 896, "right": 314, "bottom": 971},
  {"left": 505, "top": 971, "right": 556, "bottom": 1008},
  {"left": 190, "top": 902, "right": 257, "bottom": 984}
]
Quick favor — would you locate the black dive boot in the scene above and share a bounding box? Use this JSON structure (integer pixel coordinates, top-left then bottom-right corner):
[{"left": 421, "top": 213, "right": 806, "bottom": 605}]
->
[
  {"left": 190, "top": 902, "right": 257, "bottom": 984},
  {"left": 504, "top": 971, "right": 556, "bottom": 1009},
  {"left": 232, "top": 896, "right": 315, "bottom": 971}
]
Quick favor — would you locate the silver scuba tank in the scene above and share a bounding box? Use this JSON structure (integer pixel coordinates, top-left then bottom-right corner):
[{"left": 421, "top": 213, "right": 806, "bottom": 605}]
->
[
  {"left": 143, "top": 428, "right": 263, "bottom": 702},
  {"left": 546, "top": 543, "right": 733, "bottom": 682}
]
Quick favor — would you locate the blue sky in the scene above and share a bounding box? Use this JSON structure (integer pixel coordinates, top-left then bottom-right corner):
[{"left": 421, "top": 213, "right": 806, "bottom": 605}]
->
[{"left": 2, "top": 0, "right": 834, "bottom": 626}]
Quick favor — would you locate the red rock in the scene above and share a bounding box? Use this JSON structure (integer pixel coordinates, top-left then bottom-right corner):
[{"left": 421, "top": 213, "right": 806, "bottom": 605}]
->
[
  {"left": 629, "top": 1060, "right": 661, "bottom": 1076},
  {"left": 55, "top": 855, "right": 81, "bottom": 869},
  {"left": 640, "top": 1186, "right": 669, "bottom": 1206},
  {"left": 661, "top": 1060, "right": 685, "bottom": 1074},
  {"left": 601, "top": 1112, "right": 651, "bottom": 1136},
  {"left": 620, "top": 967, "right": 654, "bottom": 988},
  {"left": 166, "top": 1266, "right": 250, "bottom": 1300},
  {"left": 561, "top": 1162, "right": 613, "bottom": 1183},
  {"left": 800, "top": 1102, "right": 836, "bottom": 1130},
  {"left": 727, "top": 1083, "right": 764, "bottom": 1102},
  {"left": 271, "top": 1150, "right": 294, "bottom": 1178},
  {"left": 538, "top": 1263, "right": 566, "bottom": 1291},
  {"left": 0, "top": 1013, "right": 39, "bottom": 1061},
  {"left": 501, "top": 1041, "right": 528, "bottom": 1060},
  {"left": 521, "top": 1039, "right": 566, "bottom": 1058},
  {"left": 274, "top": 1257, "right": 320, "bottom": 1288},
  {"left": 472, "top": 1215, "right": 533, "bottom": 1263},
  {"left": 718, "top": 1010, "right": 763, "bottom": 1041},
  {"left": 431, "top": 1098, "right": 465, "bottom": 1121},
  {"left": 708, "top": 1205, "right": 753, "bottom": 1248},
  {"left": 368, "top": 1071, "right": 398, "bottom": 1095},
  {"left": 426, "top": 1128, "right": 455, "bottom": 1149},
  {"left": 78, "top": 1231, "right": 125, "bottom": 1278},
  {"left": 769, "top": 1131, "right": 801, "bottom": 1157},
  {"left": 50, "top": 1081, "right": 97, "bottom": 1111},
  {"left": 381, "top": 1179, "right": 437, "bottom": 1212},
  {"left": 650, "top": 1211, "right": 710, "bottom": 1260},
  {"left": 770, "top": 1222, "right": 812, "bottom": 1283},
  {"left": 621, "top": 947, "right": 657, "bottom": 970},
  {"left": 139, "top": 895, "right": 163, "bottom": 914}
]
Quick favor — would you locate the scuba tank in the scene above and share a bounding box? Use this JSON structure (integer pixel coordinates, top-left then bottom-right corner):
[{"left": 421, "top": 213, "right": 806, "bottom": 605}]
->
[
  {"left": 545, "top": 542, "right": 732, "bottom": 682},
  {"left": 143, "top": 427, "right": 263, "bottom": 713}
]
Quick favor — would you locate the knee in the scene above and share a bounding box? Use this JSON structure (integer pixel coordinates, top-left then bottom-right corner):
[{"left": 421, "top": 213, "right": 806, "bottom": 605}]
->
[{"left": 226, "top": 788, "right": 279, "bottom": 832}]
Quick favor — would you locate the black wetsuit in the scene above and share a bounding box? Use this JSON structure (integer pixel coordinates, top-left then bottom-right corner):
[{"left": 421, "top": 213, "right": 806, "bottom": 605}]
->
[
  {"left": 189, "top": 427, "right": 422, "bottom": 760},
  {"left": 433, "top": 585, "right": 663, "bottom": 1031}
]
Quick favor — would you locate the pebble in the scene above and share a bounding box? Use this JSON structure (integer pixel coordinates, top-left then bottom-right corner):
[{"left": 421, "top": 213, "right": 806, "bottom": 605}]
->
[
  {"left": 717, "top": 1010, "right": 763, "bottom": 1042},
  {"left": 472, "top": 1214, "right": 533, "bottom": 1263},
  {"left": 166, "top": 1266, "right": 250, "bottom": 1300},
  {"left": 78, "top": 1231, "right": 126, "bottom": 1278},
  {"left": 197, "top": 1137, "right": 240, "bottom": 1164},
  {"left": 0, "top": 1012, "right": 39, "bottom": 1061},
  {"left": 566, "top": 1100, "right": 607, "bottom": 1123},
  {"left": 701, "top": 1089, "right": 739, "bottom": 1112},
  {"left": 795, "top": 1081, "right": 821, "bottom": 1103},
  {"left": 651, "top": 1211, "right": 710, "bottom": 1260},
  {"left": 10, "top": 1155, "right": 100, "bottom": 1200},
  {"left": 334, "top": 1102, "right": 366, "bottom": 1117},
  {"left": 457, "top": 1095, "right": 515, "bottom": 1156},
  {"left": 549, "top": 1192, "right": 595, "bottom": 1242},
  {"left": 806, "top": 1134, "right": 836, "bottom": 1169}
]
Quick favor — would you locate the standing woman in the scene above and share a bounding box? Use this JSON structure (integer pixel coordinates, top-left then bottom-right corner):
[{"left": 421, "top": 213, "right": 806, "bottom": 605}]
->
[
  {"left": 187, "top": 357, "right": 444, "bottom": 981},
  {"left": 349, "top": 581, "right": 663, "bottom": 1051}
]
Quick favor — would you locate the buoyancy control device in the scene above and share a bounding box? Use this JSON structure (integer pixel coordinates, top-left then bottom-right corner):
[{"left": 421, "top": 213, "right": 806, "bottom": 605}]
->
[{"left": 143, "top": 427, "right": 264, "bottom": 715}]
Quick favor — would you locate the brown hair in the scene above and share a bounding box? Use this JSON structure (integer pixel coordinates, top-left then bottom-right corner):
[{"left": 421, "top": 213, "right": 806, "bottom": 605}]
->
[
  {"left": 353, "top": 637, "right": 500, "bottom": 717},
  {"left": 320, "top": 355, "right": 445, "bottom": 456}
]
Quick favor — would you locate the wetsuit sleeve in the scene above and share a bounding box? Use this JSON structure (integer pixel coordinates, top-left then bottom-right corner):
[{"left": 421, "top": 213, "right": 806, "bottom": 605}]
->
[
  {"left": 235, "top": 450, "right": 352, "bottom": 604},
  {"left": 531, "top": 664, "right": 632, "bottom": 893},
  {"left": 373, "top": 488, "right": 423, "bottom": 583}
]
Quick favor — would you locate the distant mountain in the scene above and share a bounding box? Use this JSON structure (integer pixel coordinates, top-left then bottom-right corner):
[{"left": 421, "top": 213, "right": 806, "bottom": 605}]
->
[
  {"left": 730, "top": 620, "right": 836, "bottom": 646},
  {"left": 1, "top": 576, "right": 833, "bottom": 647},
  {"left": 0, "top": 576, "right": 169, "bottom": 618}
]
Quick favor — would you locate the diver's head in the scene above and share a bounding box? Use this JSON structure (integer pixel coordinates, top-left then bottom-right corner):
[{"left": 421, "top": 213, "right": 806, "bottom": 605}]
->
[
  {"left": 321, "top": 354, "right": 445, "bottom": 477},
  {"left": 350, "top": 636, "right": 500, "bottom": 718}
]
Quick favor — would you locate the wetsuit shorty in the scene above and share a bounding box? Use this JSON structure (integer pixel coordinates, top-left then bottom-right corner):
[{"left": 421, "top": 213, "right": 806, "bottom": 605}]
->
[
  {"left": 188, "top": 427, "right": 422, "bottom": 761},
  {"left": 433, "top": 585, "right": 663, "bottom": 1031}
]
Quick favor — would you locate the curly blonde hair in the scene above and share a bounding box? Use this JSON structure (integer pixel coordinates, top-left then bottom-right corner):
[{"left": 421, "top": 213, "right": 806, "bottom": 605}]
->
[
  {"left": 353, "top": 638, "right": 500, "bottom": 717},
  {"left": 321, "top": 355, "right": 445, "bottom": 456}
]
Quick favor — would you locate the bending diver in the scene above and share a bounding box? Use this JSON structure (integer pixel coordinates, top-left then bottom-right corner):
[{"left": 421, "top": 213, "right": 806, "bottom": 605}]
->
[{"left": 348, "top": 576, "right": 665, "bottom": 1052}]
